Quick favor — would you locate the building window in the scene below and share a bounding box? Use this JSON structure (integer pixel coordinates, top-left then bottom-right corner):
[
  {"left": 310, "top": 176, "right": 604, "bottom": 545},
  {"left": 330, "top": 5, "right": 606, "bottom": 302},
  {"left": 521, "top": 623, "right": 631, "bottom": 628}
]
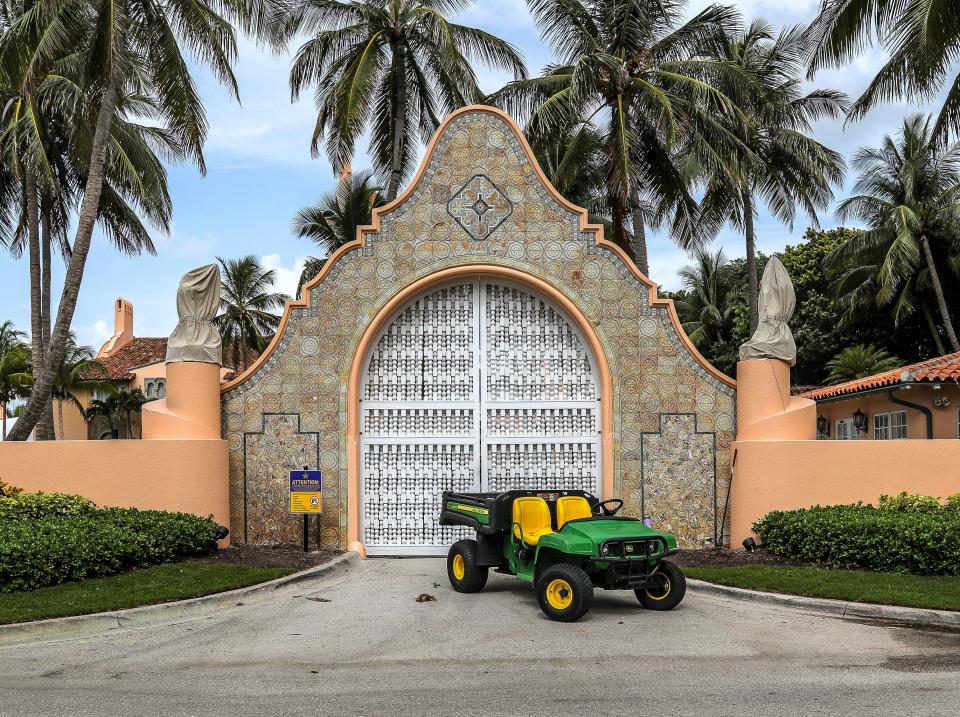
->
[
  {"left": 144, "top": 378, "right": 166, "bottom": 399},
  {"left": 874, "top": 410, "right": 907, "bottom": 440},
  {"left": 835, "top": 418, "right": 862, "bottom": 440}
]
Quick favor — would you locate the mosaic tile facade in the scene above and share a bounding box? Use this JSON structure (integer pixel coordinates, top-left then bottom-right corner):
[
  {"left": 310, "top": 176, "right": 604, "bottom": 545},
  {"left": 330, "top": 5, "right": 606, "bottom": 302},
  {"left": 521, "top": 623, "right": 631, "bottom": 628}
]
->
[{"left": 221, "top": 107, "right": 736, "bottom": 548}]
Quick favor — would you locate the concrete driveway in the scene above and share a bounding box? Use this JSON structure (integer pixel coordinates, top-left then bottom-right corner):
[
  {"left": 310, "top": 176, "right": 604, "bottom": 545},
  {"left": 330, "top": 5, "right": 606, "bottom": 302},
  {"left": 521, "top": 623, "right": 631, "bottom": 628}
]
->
[{"left": 0, "top": 557, "right": 958, "bottom": 716}]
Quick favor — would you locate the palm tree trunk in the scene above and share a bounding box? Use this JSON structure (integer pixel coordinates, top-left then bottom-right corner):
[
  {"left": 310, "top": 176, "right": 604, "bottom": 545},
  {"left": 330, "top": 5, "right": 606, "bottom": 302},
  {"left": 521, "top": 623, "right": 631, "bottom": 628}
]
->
[
  {"left": 24, "top": 167, "right": 47, "bottom": 440},
  {"left": 2, "top": 402, "right": 6, "bottom": 440},
  {"left": 629, "top": 186, "right": 649, "bottom": 277},
  {"left": 922, "top": 303, "right": 946, "bottom": 355},
  {"left": 742, "top": 185, "right": 759, "bottom": 334},
  {"left": 57, "top": 398, "right": 64, "bottom": 441},
  {"left": 6, "top": 80, "right": 120, "bottom": 441},
  {"left": 39, "top": 197, "right": 55, "bottom": 439},
  {"left": 386, "top": 39, "right": 408, "bottom": 202},
  {"left": 920, "top": 235, "right": 960, "bottom": 352}
]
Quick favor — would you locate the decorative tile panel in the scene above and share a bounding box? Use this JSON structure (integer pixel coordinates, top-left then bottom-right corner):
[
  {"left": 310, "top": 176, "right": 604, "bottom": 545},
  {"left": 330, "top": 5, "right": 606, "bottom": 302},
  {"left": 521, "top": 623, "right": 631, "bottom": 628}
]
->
[
  {"left": 447, "top": 174, "right": 512, "bottom": 239},
  {"left": 221, "top": 108, "right": 737, "bottom": 549}
]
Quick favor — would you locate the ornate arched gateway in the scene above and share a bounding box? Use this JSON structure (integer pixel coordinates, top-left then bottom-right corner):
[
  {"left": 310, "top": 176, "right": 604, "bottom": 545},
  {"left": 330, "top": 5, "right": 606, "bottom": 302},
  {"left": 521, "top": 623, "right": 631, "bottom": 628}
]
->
[{"left": 221, "top": 106, "right": 736, "bottom": 554}]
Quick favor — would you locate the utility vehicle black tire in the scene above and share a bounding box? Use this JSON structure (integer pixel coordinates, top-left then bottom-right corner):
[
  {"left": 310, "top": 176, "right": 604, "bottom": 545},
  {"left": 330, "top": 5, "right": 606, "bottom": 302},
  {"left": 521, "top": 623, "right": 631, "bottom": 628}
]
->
[
  {"left": 447, "top": 539, "right": 488, "bottom": 593},
  {"left": 536, "top": 563, "right": 594, "bottom": 622},
  {"left": 636, "top": 560, "right": 686, "bottom": 610}
]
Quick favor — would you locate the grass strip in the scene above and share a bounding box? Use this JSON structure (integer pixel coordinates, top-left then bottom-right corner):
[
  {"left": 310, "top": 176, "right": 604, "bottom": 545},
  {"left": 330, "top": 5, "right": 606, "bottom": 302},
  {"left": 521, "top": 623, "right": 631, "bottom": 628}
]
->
[
  {"left": 684, "top": 565, "right": 960, "bottom": 612},
  {"left": 0, "top": 562, "right": 291, "bottom": 624}
]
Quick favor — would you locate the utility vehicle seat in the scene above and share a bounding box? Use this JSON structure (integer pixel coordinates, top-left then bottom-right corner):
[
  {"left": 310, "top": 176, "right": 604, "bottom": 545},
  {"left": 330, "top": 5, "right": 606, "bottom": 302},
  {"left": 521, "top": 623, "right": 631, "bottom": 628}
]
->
[
  {"left": 556, "top": 496, "right": 593, "bottom": 528},
  {"left": 512, "top": 497, "right": 554, "bottom": 545}
]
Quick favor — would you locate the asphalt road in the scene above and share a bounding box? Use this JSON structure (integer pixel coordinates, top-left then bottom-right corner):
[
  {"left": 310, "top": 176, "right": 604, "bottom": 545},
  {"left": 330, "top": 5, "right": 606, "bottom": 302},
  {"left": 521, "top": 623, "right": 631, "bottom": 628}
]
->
[{"left": 0, "top": 557, "right": 958, "bottom": 716}]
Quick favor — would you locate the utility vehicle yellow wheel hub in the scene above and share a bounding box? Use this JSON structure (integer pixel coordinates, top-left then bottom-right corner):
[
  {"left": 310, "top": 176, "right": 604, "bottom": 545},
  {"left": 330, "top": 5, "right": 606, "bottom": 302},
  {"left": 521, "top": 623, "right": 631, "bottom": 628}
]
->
[
  {"left": 545, "top": 578, "right": 574, "bottom": 609},
  {"left": 452, "top": 553, "right": 465, "bottom": 580},
  {"left": 645, "top": 572, "right": 671, "bottom": 601}
]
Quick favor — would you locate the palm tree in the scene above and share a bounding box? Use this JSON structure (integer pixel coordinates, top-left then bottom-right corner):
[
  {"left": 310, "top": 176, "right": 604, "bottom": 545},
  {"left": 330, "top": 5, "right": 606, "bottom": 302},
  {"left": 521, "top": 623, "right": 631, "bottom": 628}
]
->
[
  {"left": 806, "top": 0, "right": 960, "bottom": 143},
  {"left": 1, "top": 59, "right": 183, "bottom": 439},
  {"left": 825, "top": 344, "right": 901, "bottom": 384},
  {"left": 826, "top": 115, "right": 960, "bottom": 352},
  {"left": 492, "top": 0, "right": 744, "bottom": 274},
  {"left": 697, "top": 21, "right": 847, "bottom": 332},
  {"left": 85, "top": 387, "right": 146, "bottom": 439},
  {"left": 673, "top": 249, "right": 736, "bottom": 348},
  {"left": 1, "top": 0, "right": 279, "bottom": 441},
  {"left": 293, "top": 170, "right": 384, "bottom": 297},
  {"left": 528, "top": 122, "right": 610, "bottom": 229},
  {"left": 0, "top": 321, "right": 31, "bottom": 440},
  {"left": 284, "top": 0, "right": 526, "bottom": 201},
  {"left": 50, "top": 335, "right": 113, "bottom": 440},
  {"left": 215, "top": 256, "right": 289, "bottom": 370}
]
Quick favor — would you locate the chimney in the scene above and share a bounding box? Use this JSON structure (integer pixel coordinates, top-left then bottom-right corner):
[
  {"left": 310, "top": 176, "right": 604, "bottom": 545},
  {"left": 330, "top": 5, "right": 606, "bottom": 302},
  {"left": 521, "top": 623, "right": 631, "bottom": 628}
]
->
[{"left": 97, "top": 298, "right": 135, "bottom": 358}]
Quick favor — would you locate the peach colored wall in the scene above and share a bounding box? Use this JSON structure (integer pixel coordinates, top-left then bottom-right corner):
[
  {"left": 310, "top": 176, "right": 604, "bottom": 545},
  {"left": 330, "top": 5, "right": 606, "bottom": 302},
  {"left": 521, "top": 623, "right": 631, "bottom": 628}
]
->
[
  {"left": 732, "top": 358, "right": 960, "bottom": 546},
  {"left": 730, "top": 439, "right": 960, "bottom": 544},
  {"left": 0, "top": 439, "right": 231, "bottom": 540},
  {"left": 815, "top": 386, "right": 960, "bottom": 440},
  {"left": 737, "top": 360, "right": 815, "bottom": 441},
  {"left": 129, "top": 362, "right": 234, "bottom": 392},
  {"left": 142, "top": 362, "right": 222, "bottom": 440},
  {"left": 53, "top": 396, "right": 90, "bottom": 440}
]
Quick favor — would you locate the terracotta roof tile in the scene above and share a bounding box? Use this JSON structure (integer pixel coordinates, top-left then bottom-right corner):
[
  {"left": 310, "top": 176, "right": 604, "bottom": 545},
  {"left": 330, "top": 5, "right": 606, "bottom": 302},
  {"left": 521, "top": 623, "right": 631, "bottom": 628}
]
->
[
  {"left": 93, "top": 338, "right": 168, "bottom": 380},
  {"left": 85, "top": 337, "right": 263, "bottom": 382},
  {"left": 800, "top": 351, "right": 960, "bottom": 400}
]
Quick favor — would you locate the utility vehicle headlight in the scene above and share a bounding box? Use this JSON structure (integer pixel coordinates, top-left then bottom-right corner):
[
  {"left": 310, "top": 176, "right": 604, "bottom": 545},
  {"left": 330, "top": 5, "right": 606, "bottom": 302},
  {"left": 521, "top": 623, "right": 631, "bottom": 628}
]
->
[
  {"left": 647, "top": 542, "right": 658, "bottom": 554},
  {"left": 600, "top": 543, "right": 610, "bottom": 556}
]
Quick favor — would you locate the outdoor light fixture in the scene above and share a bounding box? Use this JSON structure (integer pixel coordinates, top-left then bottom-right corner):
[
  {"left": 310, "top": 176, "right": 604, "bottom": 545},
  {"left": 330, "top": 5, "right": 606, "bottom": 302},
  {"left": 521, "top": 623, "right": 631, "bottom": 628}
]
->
[
  {"left": 742, "top": 537, "right": 757, "bottom": 552},
  {"left": 852, "top": 409, "right": 868, "bottom": 434},
  {"left": 816, "top": 414, "right": 830, "bottom": 437}
]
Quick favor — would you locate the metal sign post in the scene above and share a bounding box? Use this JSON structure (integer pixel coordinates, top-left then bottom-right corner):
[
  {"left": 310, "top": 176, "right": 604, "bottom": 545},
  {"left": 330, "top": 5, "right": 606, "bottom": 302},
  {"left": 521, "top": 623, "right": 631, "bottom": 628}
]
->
[{"left": 290, "top": 468, "right": 322, "bottom": 552}]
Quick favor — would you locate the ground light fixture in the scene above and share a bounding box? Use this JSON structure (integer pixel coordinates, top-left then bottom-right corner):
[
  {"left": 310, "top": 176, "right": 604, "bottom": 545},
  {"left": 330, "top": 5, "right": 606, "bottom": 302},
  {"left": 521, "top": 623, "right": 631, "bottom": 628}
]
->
[
  {"left": 852, "top": 408, "right": 868, "bottom": 434},
  {"left": 816, "top": 414, "right": 830, "bottom": 437},
  {"left": 742, "top": 537, "right": 758, "bottom": 552}
]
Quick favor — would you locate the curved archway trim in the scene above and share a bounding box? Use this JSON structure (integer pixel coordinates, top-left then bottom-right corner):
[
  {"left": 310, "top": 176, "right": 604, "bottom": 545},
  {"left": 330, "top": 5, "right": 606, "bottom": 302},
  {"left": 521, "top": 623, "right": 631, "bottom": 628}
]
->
[
  {"left": 221, "top": 105, "right": 734, "bottom": 395},
  {"left": 345, "top": 264, "right": 614, "bottom": 554}
]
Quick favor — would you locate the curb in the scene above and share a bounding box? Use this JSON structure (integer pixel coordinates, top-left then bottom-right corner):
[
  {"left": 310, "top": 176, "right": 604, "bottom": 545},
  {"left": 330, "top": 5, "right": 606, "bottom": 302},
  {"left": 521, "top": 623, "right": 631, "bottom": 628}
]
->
[
  {"left": 0, "top": 551, "right": 360, "bottom": 646},
  {"left": 688, "top": 578, "right": 960, "bottom": 630}
]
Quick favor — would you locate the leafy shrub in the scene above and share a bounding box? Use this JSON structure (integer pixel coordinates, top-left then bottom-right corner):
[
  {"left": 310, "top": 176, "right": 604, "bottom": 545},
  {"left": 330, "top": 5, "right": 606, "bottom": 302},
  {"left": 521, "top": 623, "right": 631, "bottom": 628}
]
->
[
  {"left": 945, "top": 494, "right": 960, "bottom": 513},
  {"left": 0, "top": 478, "right": 21, "bottom": 498},
  {"left": 754, "top": 505, "right": 960, "bottom": 575},
  {"left": 0, "top": 495, "right": 218, "bottom": 592},
  {"left": 877, "top": 492, "right": 942, "bottom": 513},
  {"left": 0, "top": 492, "right": 97, "bottom": 521}
]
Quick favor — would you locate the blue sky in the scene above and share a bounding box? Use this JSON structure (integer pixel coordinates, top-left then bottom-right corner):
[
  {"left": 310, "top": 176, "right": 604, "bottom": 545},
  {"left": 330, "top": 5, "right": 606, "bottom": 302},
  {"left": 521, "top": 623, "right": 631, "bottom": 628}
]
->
[{"left": 0, "top": 0, "right": 927, "bottom": 348}]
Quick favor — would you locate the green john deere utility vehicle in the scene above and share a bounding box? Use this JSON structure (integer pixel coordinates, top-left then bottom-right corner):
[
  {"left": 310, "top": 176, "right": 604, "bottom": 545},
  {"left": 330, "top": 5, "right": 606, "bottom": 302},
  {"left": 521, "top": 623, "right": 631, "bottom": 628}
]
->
[{"left": 439, "top": 489, "right": 686, "bottom": 622}]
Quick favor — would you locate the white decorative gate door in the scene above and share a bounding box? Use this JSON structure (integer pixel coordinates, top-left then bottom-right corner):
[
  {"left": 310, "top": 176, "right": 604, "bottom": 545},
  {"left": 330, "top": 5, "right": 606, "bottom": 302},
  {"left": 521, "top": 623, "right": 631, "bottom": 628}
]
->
[{"left": 360, "top": 280, "right": 601, "bottom": 555}]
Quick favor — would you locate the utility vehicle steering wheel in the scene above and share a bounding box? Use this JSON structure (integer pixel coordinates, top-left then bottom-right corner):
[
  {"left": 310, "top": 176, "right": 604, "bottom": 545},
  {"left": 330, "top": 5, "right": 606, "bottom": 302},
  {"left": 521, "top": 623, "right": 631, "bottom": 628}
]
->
[{"left": 597, "top": 499, "right": 623, "bottom": 517}]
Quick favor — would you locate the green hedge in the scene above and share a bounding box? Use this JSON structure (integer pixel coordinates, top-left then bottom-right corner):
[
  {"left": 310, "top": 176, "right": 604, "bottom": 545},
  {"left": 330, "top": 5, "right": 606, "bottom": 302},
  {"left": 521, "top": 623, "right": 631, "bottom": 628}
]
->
[
  {"left": 0, "top": 492, "right": 97, "bottom": 521},
  {"left": 0, "top": 493, "right": 218, "bottom": 593},
  {"left": 754, "top": 503, "right": 960, "bottom": 576}
]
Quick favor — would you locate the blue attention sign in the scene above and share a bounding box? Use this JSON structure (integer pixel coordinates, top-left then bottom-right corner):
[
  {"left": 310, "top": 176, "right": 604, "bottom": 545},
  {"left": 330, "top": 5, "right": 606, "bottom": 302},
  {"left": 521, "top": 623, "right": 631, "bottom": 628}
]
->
[{"left": 289, "top": 470, "right": 323, "bottom": 514}]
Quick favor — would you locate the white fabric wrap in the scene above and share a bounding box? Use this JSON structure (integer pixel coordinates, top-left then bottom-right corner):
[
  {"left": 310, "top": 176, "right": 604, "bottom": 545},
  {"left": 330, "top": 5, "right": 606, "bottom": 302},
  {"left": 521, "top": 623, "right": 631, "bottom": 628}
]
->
[
  {"left": 739, "top": 256, "right": 797, "bottom": 366},
  {"left": 165, "top": 264, "right": 222, "bottom": 364}
]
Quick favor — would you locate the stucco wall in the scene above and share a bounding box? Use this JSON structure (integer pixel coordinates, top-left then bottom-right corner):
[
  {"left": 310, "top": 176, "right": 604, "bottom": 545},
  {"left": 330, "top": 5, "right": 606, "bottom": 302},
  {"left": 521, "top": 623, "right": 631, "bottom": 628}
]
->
[
  {"left": 0, "top": 439, "right": 230, "bottom": 534},
  {"left": 221, "top": 106, "right": 736, "bottom": 550},
  {"left": 815, "top": 386, "right": 960, "bottom": 440},
  {"left": 730, "top": 439, "right": 960, "bottom": 544}
]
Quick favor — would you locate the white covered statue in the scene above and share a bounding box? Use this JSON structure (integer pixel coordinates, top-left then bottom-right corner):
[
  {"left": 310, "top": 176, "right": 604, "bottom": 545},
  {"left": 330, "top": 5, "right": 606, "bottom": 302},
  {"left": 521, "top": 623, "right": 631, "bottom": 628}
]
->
[
  {"left": 165, "top": 264, "right": 222, "bottom": 365},
  {"left": 739, "top": 256, "right": 797, "bottom": 366}
]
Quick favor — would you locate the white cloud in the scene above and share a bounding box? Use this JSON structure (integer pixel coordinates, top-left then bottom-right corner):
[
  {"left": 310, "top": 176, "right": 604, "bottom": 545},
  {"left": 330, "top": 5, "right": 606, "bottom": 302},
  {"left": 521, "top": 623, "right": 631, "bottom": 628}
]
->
[
  {"left": 152, "top": 223, "right": 219, "bottom": 257},
  {"left": 74, "top": 319, "right": 112, "bottom": 349},
  {"left": 259, "top": 253, "right": 309, "bottom": 299}
]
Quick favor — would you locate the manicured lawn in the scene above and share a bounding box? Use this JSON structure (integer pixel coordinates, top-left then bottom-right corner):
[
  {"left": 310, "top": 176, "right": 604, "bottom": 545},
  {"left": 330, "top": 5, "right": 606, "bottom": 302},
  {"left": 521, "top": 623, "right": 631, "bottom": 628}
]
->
[
  {"left": 685, "top": 565, "right": 960, "bottom": 612},
  {"left": 0, "top": 562, "right": 291, "bottom": 624}
]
